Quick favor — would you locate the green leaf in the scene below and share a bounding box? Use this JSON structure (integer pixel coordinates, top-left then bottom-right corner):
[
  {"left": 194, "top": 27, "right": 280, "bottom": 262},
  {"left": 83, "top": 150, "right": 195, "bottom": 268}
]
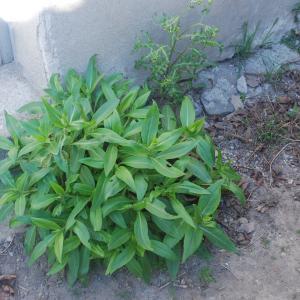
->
[
  {"left": 155, "top": 129, "right": 182, "bottom": 151},
  {"left": 73, "top": 221, "right": 90, "bottom": 248},
  {"left": 198, "top": 225, "right": 236, "bottom": 252},
  {"left": 171, "top": 198, "right": 195, "bottom": 228},
  {"left": 63, "top": 236, "right": 81, "bottom": 254},
  {"left": 197, "top": 137, "right": 215, "bottom": 168},
  {"left": 134, "top": 212, "right": 152, "bottom": 250},
  {"left": 101, "top": 79, "right": 118, "bottom": 101},
  {"left": 126, "top": 258, "right": 144, "bottom": 279},
  {"left": 29, "top": 168, "right": 51, "bottom": 187},
  {"left": 182, "top": 227, "right": 203, "bottom": 263},
  {"left": 141, "top": 103, "right": 159, "bottom": 145},
  {"left": 150, "top": 240, "right": 176, "bottom": 260},
  {"left": 151, "top": 158, "right": 184, "bottom": 178},
  {"left": 47, "top": 260, "right": 67, "bottom": 276},
  {"left": 187, "top": 157, "right": 212, "bottom": 183},
  {"left": 94, "top": 99, "right": 120, "bottom": 125},
  {"left": 224, "top": 182, "right": 246, "bottom": 205},
  {"left": 31, "top": 194, "right": 58, "bottom": 210},
  {"left": 135, "top": 174, "right": 148, "bottom": 201},
  {"left": 79, "top": 246, "right": 90, "bottom": 277},
  {"left": 67, "top": 248, "right": 80, "bottom": 286},
  {"left": 108, "top": 228, "right": 131, "bottom": 250},
  {"left": 80, "top": 165, "right": 95, "bottom": 187},
  {"left": 0, "top": 203, "right": 14, "bottom": 222},
  {"left": 24, "top": 226, "right": 36, "bottom": 255},
  {"left": 92, "top": 128, "right": 132, "bottom": 146},
  {"left": 66, "top": 199, "right": 88, "bottom": 230},
  {"left": 166, "top": 244, "right": 181, "bottom": 280},
  {"left": 90, "top": 243, "right": 105, "bottom": 257},
  {"left": 31, "top": 217, "right": 61, "bottom": 230},
  {"left": 104, "top": 145, "right": 118, "bottom": 176},
  {"left": 90, "top": 206, "right": 102, "bottom": 231},
  {"left": 133, "top": 88, "right": 150, "bottom": 109},
  {"left": 85, "top": 55, "right": 102, "bottom": 93},
  {"left": 110, "top": 212, "right": 127, "bottom": 229},
  {"left": 42, "top": 100, "right": 63, "bottom": 127},
  {"left": 172, "top": 181, "right": 210, "bottom": 195},
  {"left": 122, "top": 156, "right": 153, "bottom": 169},
  {"left": 161, "top": 105, "right": 176, "bottom": 131},
  {"left": 15, "top": 195, "right": 26, "bottom": 216},
  {"left": 17, "top": 101, "right": 44, "bottom": 114},
  {"left": 29, "top": 234, "right": 55, "bottom": 266},
  {"left": 115, "top": 166, "right": 136, "bottom": 192},
  {"left": 180, "top": 96, "right": 195, "bottom": 127},
  {"left": 119, "top": 86, "right": 139, "bottom": 113},
  {"left": 198, "top": 181, "right": 222, "bottom": 216},
  {"left": 156, "top": 140, "right": 197, "bottom": 160},
  {"left": 5, "top": 111, "right": 23, "bottom": 140},
  {"left": 102, "top": 196, "right": 132, "bottom": 217},
  {"left": 0, "top": 136, "right": 13, "bottom": 150},
  {"left": 106, "top": 244, "right": 135, "bottom": 275},
  {"left": 79, "top": 157, "right": 104, "bottom": 169},
  {"left": 18, "top": 141, "right": 43, "bottom": 157},
  {"left": 50, "top": 182, "right": 64, "bottom": 195},
  {"left": 146, "top": 199, "right": 177, "bottom": 220},
  {"left": 54, "top": 231, "right": 64, "bottom": 263},
  {"left": 0, "top": 159, "right": 13, "bottom": 176}
]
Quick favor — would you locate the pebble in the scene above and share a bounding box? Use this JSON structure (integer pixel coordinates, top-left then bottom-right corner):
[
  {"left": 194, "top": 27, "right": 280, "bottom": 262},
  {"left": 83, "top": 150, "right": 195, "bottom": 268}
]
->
[
  {"left": 237, "top": 76, "right": 248, "bottom": 94},
  {"left": 238, "top": 221, "right": 255, "bottom": 234},
  {"left": 238, "top": 217, "right": 249, "bottom": 224}
]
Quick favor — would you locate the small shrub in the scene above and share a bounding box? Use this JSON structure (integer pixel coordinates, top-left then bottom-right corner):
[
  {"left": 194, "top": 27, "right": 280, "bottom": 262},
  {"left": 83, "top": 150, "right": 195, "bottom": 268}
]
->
[
  {"left": 0, "top": 57, "right": 244, "bottom": 285},
  {"left": 133, "top": 1, "right": 221, "bottom": 104}
]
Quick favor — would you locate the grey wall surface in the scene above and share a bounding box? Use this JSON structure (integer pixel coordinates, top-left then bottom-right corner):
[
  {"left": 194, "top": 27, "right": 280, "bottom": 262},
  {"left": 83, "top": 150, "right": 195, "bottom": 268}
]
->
[
  {"left": 8, "top": 0, "right": 299, "bottom": 89},
  {"left": 0, "top": 19, "right": 13, "bottom": 65}
]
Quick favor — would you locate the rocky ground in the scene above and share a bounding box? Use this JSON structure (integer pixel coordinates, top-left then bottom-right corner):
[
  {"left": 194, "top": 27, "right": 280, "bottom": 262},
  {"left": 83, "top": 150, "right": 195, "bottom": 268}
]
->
[{"left": 0, "top": 42, "right": 300, "bottom": 299}]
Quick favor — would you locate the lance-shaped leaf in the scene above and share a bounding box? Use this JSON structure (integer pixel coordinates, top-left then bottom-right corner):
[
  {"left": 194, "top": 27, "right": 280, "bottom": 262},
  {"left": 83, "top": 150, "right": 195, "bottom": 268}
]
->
[
  {"left": 93, "top": 98, "right": 120, "bottom": 125},
  {"left": 180, "top": 96, "right": 195, "bottom": 127},
  {"left": 134, "top": 212, "right": 152, "bottom": 250},
  {"left": 104, "top": 145, "right": 118, "bottom": 176},
  {"left": 151, "top": 158, "right": 184, "bottom": 178},
  {"left": 171, "top": 198, "right": 195, "bottom": 228},
  {"left": 156, "top": 140, "right": 197, "bottom": 160},
  {"left": 171, "top": 180, "right": 210, "bottom": 196},
  {"left": 182, "top": 226, "right": 203, "bottom": 263},
  {"left": 115, "top": 166, "right": 136, "bottom": 192},
  {"left": 161, "top": 105, "right": 176, "bottom": 131},
  {"left": 141, "top": 103, "right": 159, "bottom": 145}
]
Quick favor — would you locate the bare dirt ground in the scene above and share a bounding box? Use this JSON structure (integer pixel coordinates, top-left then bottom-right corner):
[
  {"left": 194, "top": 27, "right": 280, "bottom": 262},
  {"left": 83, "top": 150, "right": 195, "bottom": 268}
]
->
[{"left": 0, "top": 72, "right": 300, "bottom": 300}]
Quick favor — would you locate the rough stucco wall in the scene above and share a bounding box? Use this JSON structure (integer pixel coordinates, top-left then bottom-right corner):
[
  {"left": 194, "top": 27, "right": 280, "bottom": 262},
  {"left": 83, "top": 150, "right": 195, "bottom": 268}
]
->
[
  {"left": 9, "top": 16, "right": 48, "bottom": 88},
  {"left": 9, "top": 0, "right": 300, "bottom": 89}
]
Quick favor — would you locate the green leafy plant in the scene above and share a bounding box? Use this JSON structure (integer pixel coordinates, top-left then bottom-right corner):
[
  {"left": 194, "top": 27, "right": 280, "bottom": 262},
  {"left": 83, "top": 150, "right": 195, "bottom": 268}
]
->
[
  {"left": 133, "top": 1, "right": 221, "bottom": 104},
  {"left": 0, "top": 57, "right": 244, "bottom": 285}
]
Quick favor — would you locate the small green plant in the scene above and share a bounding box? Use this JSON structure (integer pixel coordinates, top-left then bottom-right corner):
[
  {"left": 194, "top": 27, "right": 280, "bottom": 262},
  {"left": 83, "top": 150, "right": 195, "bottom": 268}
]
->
[
  {"left": 287, "top": 104, "right": 300, "bottom": 119},
  {"left": 263, "top": 64, "right": 286, "bottom": 86},
  {"left": 282, "top": 29, "right": 300, "bottom": 54},
  {"left": 234, "top": 22, "right": 260, "bottom": 60},
  {"left": 256, "top": 117, "right": 284, "bottom": 144},
  {"left": 234, "top": 19, "right": 278, "bottom": 60},
  {"left": 133, "top": 1, "right": 221, "bottom": 104},
  {"left": 199, "top": 266, "right": 215, "bottom": 285},
  {"left": 0, "top": 57, "right": 244, "bottom": 285}
]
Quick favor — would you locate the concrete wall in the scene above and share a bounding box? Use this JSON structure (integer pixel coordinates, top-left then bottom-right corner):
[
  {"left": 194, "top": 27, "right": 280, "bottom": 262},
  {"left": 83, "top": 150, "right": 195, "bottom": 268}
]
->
[
  {"left": 7, "top": 0, "right": 299, "bottom": 89},
  {"left": 0, "top": 19, "right": 13, "bottom": 65}
]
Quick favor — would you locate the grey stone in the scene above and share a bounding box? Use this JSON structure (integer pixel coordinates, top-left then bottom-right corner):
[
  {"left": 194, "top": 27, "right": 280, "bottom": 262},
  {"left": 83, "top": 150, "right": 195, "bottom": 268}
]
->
[
  {"left": 231, "top": 95, "right": 244, "bottom": 110},
  {"left": 238, "top": 222, "right": 255, "bottom": 234},
  {"left": 201, "top": 78, "right": 235, "bottom": 115},
  {"left": 246, "top": 74, "right": 261, "bottom": 88},
  {"left": 237, "top": 76, "right": 248, "bottom": 94},
  {"left": 238, "top": 217, "right": 249, "bottom": 224},
  {"left": 245, "top": 44, "right": 300, "bottom": 75}
]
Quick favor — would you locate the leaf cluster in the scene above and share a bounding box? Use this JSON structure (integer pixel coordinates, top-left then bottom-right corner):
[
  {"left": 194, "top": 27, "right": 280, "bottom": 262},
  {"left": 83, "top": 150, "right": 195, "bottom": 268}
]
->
[
  {"left": 133, "top": 2, "right": 221, "bottom": 104},
  {"left": 0, "top": 57, "right": 244, "bottom": 285}
]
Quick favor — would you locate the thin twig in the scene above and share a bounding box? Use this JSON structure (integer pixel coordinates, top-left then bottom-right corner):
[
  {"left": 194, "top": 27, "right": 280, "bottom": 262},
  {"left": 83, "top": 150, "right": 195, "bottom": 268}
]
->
[
  {"left": 159, "top": 272, "right": 186, "bottom": 290},
  {"left": 269, "top": 141, "right": 300, "bottom": 186},
  {"left": 221, "top": 264, "right": 239, "bottom": 280}
]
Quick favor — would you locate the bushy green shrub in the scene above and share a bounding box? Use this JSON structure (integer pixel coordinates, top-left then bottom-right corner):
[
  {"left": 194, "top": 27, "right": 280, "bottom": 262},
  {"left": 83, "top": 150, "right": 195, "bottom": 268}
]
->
[
  {"left": 0, "top": 57, "right": 244, "bottom": 285},
  {"left": 133, "top": 1, "right": 221, "bottom": 104}
]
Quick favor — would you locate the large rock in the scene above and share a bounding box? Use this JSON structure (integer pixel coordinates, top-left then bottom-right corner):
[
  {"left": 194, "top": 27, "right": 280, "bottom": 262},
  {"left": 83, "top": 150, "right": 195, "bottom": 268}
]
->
[
  {"left": 244, "top": 44, "right": 300, "bottom": 74},
  {"left": 201, "top": 78, "right": 235, "bottom": 115}
]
